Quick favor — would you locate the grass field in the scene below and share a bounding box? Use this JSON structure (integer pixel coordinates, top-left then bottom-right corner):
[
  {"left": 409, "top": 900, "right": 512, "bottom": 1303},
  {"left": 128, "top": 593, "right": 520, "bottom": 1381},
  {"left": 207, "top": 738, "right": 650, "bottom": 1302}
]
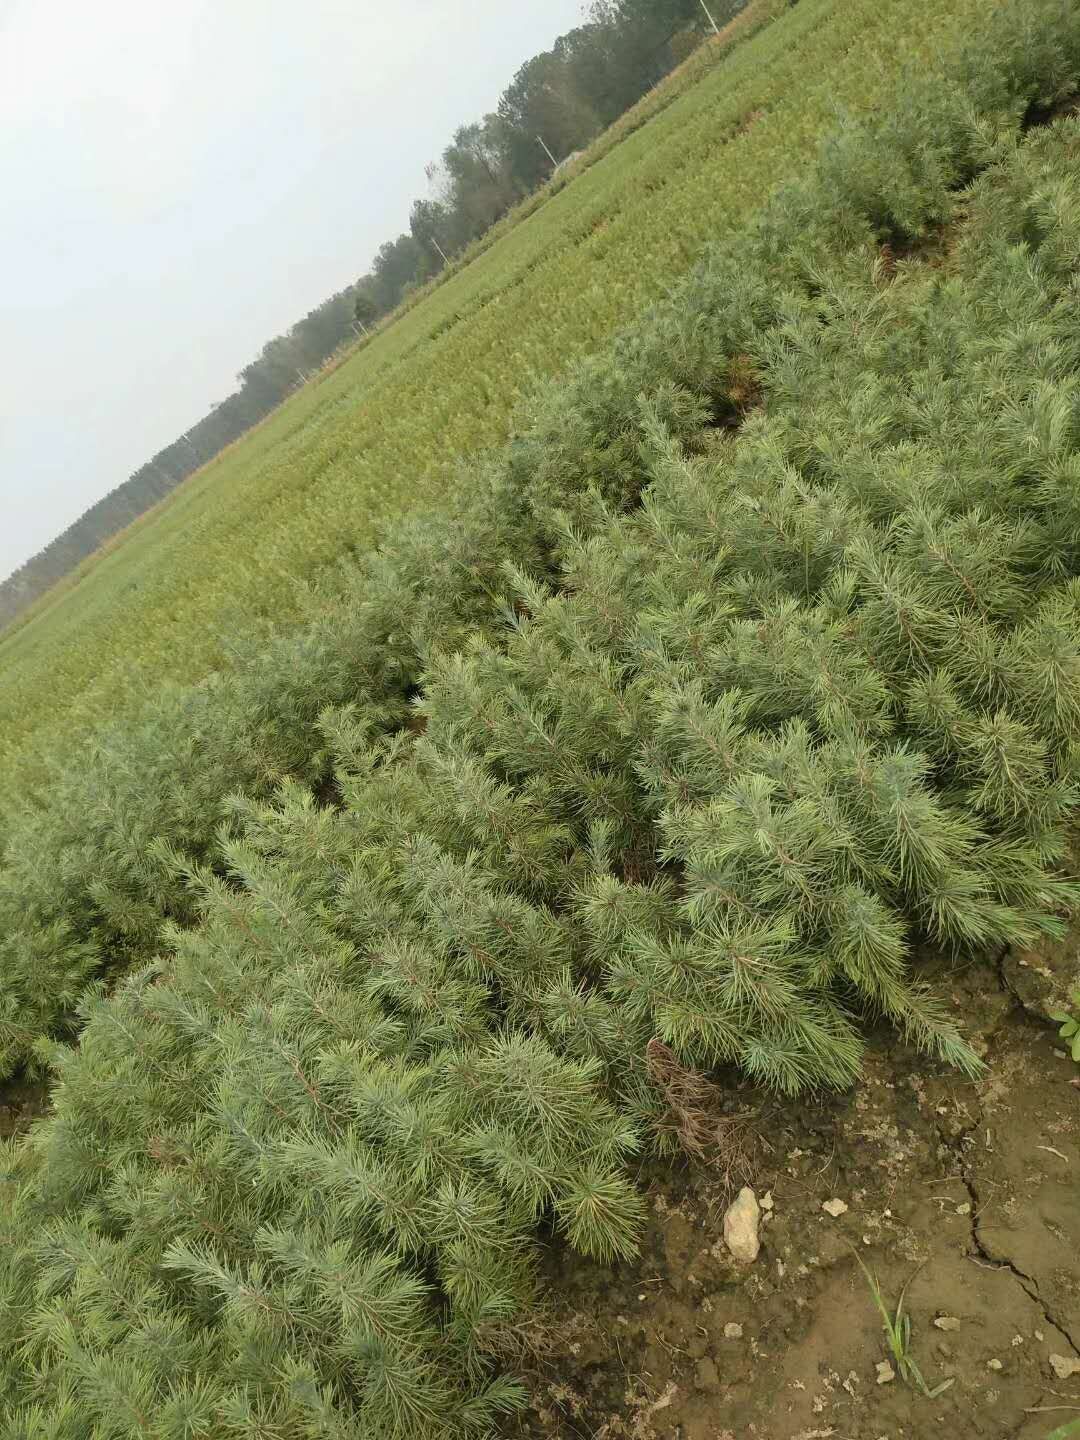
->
[
  {"left": 0, "top": 0, "right": 990, "bottom": 790},
  {"left": 2, "top": 0, "right": 1080, "bottom": 1435}
]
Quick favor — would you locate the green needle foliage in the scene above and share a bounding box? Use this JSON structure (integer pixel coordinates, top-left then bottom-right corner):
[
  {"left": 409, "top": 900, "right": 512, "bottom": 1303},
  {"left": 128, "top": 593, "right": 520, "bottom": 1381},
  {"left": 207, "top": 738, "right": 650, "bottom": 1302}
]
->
[{"left": 1, "top": 3, "right": 1080, "bottom": 1434}]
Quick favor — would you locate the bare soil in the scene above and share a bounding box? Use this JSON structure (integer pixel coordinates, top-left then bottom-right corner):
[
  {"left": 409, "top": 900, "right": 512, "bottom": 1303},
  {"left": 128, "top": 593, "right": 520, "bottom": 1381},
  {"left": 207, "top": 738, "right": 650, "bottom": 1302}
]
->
[
  {"left": 510, "top": 943, "right": 1080, "bottom": 1440},
  {"left": 0, "top": 1076, "right": 49, "bottom": 1139}
]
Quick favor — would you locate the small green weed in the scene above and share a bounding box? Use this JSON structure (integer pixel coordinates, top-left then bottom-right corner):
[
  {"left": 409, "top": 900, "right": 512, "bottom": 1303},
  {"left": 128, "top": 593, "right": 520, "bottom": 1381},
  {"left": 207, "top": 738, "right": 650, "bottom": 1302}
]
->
[
  {"left": 1044, "top": 1419, "right": 1080, "bottom": 1440},
  {"left": 1049, "top": 987, "right": 1080, "bottom": 1064},
  {"left": 851, "top": 1251, "right": 955, "bottom": 1400}
]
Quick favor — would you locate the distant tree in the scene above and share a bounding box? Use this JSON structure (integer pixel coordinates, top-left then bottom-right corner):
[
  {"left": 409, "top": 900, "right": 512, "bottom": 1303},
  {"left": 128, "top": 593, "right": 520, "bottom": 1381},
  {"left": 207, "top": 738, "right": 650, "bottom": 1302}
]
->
[
  {"left": 498, "top": 47, "right": 601, "bottom": 190},
  {"left": 353, "top": 284, "right": 379, "bottom": 328},
  {"left": 371, "top": 233, "right": 425, "bottom": 312},
  {"left": 291, "top": 291, "right": 354, "bottom": 366},
  {"left": 582, "top": 0, "right": 709, "bottom": 119},
  {"left": 409, "top": 194, "right": 456, "bottom": 267},
  {"left": 440, "top": 121, "right": 518, "bottom": 237}
]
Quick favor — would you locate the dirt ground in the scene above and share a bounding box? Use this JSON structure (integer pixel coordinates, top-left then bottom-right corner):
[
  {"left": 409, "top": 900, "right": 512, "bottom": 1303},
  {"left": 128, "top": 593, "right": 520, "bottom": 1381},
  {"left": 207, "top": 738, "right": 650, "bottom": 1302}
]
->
[
  {"left": 511, "top": 941, "right": 1080, "bottom": 1440},
  {"left": 0, "top": 1076, "right": 49, "bottom": 1139}
]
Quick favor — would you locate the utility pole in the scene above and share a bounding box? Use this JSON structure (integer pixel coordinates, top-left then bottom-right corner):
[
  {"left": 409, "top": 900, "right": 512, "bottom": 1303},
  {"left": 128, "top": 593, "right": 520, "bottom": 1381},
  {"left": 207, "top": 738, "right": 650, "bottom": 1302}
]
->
[
  {"left": 698, "top": 0, "right": 721, "bottom": 34},
  {"left": 537, "top": 134, "right": 560, "bottom": 169}
]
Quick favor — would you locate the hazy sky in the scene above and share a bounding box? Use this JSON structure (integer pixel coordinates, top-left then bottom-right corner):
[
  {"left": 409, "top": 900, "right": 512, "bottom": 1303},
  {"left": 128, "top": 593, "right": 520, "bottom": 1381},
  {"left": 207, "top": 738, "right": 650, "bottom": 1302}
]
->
[{"left": 0, "top": 0, "right": 585, "bottom": 580}]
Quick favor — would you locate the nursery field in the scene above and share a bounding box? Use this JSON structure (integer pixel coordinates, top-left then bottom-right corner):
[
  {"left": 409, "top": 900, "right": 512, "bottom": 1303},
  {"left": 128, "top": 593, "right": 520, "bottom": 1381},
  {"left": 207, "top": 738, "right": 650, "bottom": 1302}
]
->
[
  {"left": 2, "top": 1, "right": 1080, "bottom": 1438},
  {"left": 0, "top": 0, "right": 989, "bottom": 787},
  {"left": 0, "top": 0, "right": 775, "bottom": 667}
]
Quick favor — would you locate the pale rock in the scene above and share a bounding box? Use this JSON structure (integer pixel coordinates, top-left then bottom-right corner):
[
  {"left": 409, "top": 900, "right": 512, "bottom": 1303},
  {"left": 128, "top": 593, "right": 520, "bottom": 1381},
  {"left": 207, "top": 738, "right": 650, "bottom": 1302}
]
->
[
  {"left": 822, "top": 1198, "right": 849, "bottom": 1218},
  {"left": 723, "top": 1186, "right": 761, "bottom": 1264},
  {"left": 987, "top": 1358, "right": 1003, "bottom": 1372},
  {"left": 875, "top": 1361, "right": 896, "bottom": 1385},
  {"left": 1049, "top": 1354, "right": 1080, "bottom": 1380},
  {"left": 760, "top": 1191, "right": 774, "bottom": 1212},
  {"left": 723, "top": 1322, "right": 744, "bottom": 1339},
  {"left": 955, "top": 1202, "right": 971, "bottom": 1216},
  {"left": 934, "top": 1316, "right": 961, "bottom": 1332}
]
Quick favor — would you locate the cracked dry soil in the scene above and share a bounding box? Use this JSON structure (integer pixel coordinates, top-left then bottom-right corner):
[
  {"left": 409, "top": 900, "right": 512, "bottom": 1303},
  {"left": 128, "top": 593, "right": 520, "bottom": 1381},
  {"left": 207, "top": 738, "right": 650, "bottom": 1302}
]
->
[{"left": 510, "top": 942, "right": 1080, "bottom": 1440}]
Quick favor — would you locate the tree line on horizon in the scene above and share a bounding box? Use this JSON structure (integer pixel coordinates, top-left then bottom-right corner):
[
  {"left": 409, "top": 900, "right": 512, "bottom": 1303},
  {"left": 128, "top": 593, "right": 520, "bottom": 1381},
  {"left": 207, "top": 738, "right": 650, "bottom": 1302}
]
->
[{"left": 0, "top": 0, "right": 734, "bottom": 633}]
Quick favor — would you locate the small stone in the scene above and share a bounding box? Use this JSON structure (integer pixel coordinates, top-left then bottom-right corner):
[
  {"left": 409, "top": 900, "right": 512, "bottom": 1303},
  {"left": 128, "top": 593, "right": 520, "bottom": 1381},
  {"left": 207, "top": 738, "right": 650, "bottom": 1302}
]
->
[
  {"left": 723, "top": 1322, "right": 744, "bottom": 1339},
  {"left": 862, "top": 1234, "right": 873, "bottom": 1245},
  {"left": 875, "top": 1361, "right": 896, "bottom": 1385},
  {"left": 723, "top": 1186, "right": 761, "bottom": 1264},
  {"left": 638, "top": 1293, "right": 646, "bottom": 1301},
  {"left": 1035, "top": 1330, "right": 1045, "bottom": 1342},
  {"left": 760, "top": 1191, "right": 774, "bottom": 1212},
  {"left": 1049, "top": 1354, "right": 1080, "bottom": 1380},
  {"left": 934, "top": 1316, "right": 961, "bottom": 1332},
  {"left": 822, "top": 1198, "right": 849, "bottom": 1218},
  {"left": 987, "top": 1358, "right": 1003, "bottom": 1372},
  {"left": 955, "top": 1202, "right": 971, "bottom": 1216},
  {"left": 1054, "top": 1049, "right": 1068, "bottom": 1060},
  {"left": 694, "top": 1356, "right": 719, "bottom": 1391}
]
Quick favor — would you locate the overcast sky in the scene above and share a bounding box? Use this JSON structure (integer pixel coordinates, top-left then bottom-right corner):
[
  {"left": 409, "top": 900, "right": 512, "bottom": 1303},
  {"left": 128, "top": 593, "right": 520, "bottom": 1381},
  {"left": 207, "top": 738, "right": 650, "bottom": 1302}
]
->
[{"left": 0, "top": 0, "right": 585, "bottom": 580}]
